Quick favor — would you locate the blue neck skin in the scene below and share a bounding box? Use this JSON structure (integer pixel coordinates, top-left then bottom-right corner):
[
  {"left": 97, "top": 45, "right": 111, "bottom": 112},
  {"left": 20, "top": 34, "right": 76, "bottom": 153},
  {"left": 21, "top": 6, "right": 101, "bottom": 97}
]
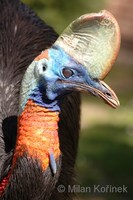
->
[{"left": 29, "top": 86, "right": 61, "bottom": 112}]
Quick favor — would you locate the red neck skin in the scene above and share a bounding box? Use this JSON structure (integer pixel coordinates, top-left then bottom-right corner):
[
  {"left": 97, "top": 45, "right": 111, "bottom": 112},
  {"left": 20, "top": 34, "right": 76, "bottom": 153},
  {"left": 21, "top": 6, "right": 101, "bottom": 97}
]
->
[{"left": 0, "top": 99, "right": 61, "bottom": 197}]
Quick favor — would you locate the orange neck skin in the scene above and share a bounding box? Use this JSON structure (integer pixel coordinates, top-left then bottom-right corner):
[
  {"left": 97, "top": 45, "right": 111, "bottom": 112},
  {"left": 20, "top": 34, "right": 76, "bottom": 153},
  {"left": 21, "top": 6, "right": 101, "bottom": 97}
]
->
[{"left": 13, "top": 99, "right": 61, "bottom": 171}]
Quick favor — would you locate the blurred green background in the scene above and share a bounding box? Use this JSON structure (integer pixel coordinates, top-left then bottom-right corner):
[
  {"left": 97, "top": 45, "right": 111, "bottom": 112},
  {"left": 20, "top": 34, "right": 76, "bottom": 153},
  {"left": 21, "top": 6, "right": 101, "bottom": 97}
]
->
[{"left": 23, "top": 0, "right": 133, "bottom": 199}]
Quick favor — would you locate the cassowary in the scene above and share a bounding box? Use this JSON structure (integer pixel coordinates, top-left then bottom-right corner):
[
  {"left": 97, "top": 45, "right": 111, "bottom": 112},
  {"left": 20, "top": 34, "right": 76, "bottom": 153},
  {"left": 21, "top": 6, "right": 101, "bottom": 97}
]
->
[{"left": 0, "top": 0, "right": 120, "bottom": 199}]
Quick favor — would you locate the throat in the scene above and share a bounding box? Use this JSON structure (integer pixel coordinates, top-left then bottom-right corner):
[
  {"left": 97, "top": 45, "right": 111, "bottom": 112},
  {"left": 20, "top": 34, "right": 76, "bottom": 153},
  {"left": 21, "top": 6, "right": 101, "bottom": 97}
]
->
[{"left": 13, "top": 99, "right": 61, "bottom": 171}]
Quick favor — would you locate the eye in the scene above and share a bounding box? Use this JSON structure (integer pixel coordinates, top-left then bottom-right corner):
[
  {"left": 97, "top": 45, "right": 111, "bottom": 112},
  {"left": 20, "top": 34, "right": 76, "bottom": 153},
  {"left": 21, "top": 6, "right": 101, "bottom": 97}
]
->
[
  {"left": 42, "top": 63, "right": 47, "bottom": 71},
  {"left": 62, "top": 68, "right": 74, "bottom": 78}
]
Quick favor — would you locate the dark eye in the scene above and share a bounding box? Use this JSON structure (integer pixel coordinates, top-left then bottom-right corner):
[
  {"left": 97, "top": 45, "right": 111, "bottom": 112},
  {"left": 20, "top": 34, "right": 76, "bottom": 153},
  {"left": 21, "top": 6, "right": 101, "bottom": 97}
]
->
[
  {"left": 62, "top": 68, "right": 73, "bottom": 78},
  {"left": 42, "top": 64, "right": 47, "bottom": 71}
]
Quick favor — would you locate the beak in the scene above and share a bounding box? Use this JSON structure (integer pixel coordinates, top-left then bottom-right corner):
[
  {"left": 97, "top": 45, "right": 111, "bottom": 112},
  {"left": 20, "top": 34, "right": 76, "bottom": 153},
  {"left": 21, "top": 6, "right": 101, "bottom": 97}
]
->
[
  {"left": 89, "top": 80, "right": 120, "bottom": 108},
  {"left": 58, "top": 79, "right": 120, "bottom": 109}
]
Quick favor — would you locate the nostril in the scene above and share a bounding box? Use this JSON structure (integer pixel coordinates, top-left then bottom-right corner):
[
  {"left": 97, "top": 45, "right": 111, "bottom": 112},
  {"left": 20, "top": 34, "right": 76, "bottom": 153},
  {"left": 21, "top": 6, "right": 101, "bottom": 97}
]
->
[{"left": 105, "top": 92, "right": 112, "bottom": 97}]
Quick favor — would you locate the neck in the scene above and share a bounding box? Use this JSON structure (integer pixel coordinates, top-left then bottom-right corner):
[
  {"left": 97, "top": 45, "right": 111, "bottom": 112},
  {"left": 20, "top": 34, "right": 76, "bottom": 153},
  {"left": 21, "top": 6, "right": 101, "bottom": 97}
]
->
[
  {"left": 29, "top": 86, "right": 61, "bottom": 112},
  {"left": 14, "top": 99, "right": 61, "bottom": 171}
]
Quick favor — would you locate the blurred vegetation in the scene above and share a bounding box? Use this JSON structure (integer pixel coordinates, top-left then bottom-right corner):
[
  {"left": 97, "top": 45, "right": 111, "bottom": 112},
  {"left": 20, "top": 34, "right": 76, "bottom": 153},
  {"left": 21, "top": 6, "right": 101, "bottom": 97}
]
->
[
  {"left": 78, "top": 125, "right": 133, "bottom": 200},
  {"left": 22, "top": 1, "right": 133, "bottom": 200},
  {"left": 78, "top": 96, "right": 133, "bottom": 200},
  {"left": 22, "top": 0, "right": 105, "bottom": 33}
]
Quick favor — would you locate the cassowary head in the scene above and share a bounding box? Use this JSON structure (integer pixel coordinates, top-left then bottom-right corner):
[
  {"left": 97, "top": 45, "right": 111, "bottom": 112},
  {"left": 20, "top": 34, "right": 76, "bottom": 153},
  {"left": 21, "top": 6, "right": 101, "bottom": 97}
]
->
[{"left": 19, "top": 10, "right": 120, "bottom": 113}]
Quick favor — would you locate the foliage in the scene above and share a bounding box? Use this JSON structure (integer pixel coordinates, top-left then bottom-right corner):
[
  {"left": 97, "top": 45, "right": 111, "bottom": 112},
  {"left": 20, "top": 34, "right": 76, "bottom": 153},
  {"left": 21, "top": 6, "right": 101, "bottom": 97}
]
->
[
  {"left": 78, "top": 123, "right": 133, "bottom": 200},
  {"left": 22, "top": 0, "right": 105, "bottom": 33}
]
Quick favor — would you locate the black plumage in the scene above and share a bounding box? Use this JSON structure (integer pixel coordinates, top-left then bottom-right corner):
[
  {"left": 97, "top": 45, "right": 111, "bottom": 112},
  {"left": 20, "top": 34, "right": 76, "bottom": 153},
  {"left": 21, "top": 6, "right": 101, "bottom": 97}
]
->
[{"left": 0, "top": 0, "right": 80, "bottom": 199}]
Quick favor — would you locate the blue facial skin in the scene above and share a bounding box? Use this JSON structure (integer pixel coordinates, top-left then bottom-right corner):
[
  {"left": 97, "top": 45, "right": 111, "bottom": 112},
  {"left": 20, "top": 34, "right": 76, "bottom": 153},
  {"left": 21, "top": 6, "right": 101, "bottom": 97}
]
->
[{"left": 29, "top": 45, "right": 103, "bottom": 111}]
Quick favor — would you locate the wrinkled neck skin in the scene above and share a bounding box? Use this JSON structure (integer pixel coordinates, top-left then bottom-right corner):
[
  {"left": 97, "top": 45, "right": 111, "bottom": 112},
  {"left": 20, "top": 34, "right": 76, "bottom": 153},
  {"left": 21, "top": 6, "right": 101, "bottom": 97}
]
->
[{"left": 14, "top": 99, "right": 61, "bottom": 171}]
